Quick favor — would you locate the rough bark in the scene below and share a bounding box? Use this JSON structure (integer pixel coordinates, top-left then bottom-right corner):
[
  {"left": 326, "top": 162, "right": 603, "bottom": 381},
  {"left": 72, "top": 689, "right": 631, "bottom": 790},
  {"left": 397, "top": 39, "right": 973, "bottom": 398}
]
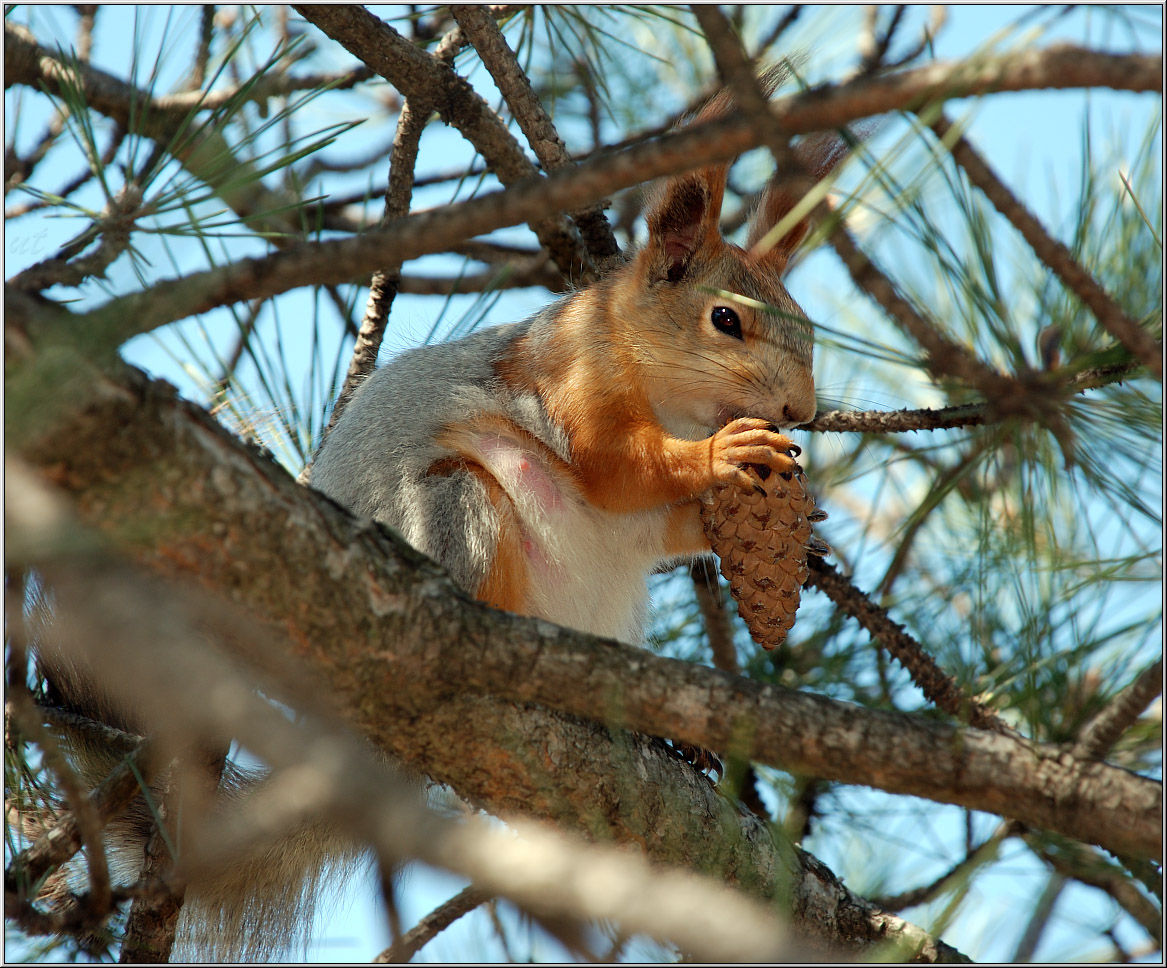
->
[
  {"left": 8, "top": 45, "right": 1158, "bottom": 353},
  {"left": 8, "top": 361, "right": 980, "bottom": 960},
  {"left": 9, "top": 349, "right": 1160, "bottom": 865}
]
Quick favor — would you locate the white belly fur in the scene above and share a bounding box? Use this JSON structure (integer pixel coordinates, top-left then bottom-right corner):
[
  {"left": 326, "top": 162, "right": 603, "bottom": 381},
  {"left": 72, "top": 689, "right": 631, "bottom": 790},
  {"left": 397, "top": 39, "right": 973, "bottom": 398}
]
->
[{"left": 470, "top": 430, "right": 668, "bottom": 642}]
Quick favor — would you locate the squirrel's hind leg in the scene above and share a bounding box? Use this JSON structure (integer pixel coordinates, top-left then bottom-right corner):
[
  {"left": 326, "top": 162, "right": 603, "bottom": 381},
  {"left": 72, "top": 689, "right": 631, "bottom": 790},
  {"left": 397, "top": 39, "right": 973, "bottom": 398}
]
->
[{"left": 423, "top": 456, "right": 531, "bottom": 615}]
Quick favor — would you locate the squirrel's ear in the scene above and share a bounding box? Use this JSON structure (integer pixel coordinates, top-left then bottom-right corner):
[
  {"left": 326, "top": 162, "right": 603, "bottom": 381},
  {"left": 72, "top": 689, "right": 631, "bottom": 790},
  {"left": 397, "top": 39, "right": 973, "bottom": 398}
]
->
[
  {"left": 747, "top": 125, "right": 871, "bottom": 274},
  {"left": 641, "top": 82, "right": 748, "bottom": 282},
  {"left": 642, "top": 164, "right": 729, "bottom": 281}
]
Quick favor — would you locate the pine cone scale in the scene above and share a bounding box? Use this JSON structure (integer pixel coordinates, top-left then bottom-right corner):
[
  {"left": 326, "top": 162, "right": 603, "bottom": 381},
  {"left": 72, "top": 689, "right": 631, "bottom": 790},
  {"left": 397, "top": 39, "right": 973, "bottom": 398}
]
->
[{"left": 701, "top": 457, "right": 829, "bottom": 651}]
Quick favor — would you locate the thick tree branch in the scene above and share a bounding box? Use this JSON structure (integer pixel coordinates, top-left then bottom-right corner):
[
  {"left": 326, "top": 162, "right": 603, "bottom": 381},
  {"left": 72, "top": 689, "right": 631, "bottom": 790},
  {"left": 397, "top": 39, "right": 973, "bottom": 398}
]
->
[
  {"left": 8, "top": 388, "right": 976, "bottom": 961},
  {"left": 7, "top": 351, "right": 1160, "bottom": 864},
  {"left": 9, "top": 44, "right": 1156, "bottom": 355},
  {"left": 292, "top": 3, "right": 591, "bottom": 281},
  {"left": 25, "top": 570, "right": 793, "bottom": 963},
  {"left": 9, "top": 464, "right": 972, "bottom": 962}
]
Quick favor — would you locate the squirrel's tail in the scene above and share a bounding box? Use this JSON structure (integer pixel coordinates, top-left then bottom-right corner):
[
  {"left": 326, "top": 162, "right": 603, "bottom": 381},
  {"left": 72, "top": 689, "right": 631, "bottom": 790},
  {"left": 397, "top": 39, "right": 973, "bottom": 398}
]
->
[
  {"left": 19, "top": 641, "right": 367, "bottom": 964},
  {"left": 174, "top": 761, "right": 368, "bottom": 961}
]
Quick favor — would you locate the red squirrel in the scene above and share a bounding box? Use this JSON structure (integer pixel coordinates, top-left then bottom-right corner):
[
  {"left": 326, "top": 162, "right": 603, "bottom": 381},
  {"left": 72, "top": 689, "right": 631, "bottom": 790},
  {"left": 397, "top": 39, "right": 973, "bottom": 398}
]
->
[
  {"left": 310, "top": 90, "right": 846, "bottom": 643},
  {"left": 32, "top": 81, "right": 854, "bottom": 961}
]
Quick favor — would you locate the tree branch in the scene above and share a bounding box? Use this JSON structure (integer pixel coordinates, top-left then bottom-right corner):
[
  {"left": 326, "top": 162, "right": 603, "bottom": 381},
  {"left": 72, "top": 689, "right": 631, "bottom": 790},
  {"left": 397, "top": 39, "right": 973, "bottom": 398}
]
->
[
  {"left": 8, "top": 43, "right": 1155, "bottom": 355},
  {"left": 322, "top": 96, "right": 431, "bottom": 440},
  {"left": 4, "top": 730, "right": 165, "bottom": 898},
  {"left": 3, "top": 21, "right": 306, "bottom": 243},
  {"left": 11, "top": 478, "right": 975, "bottom": 962},
  {"left": 452, "top": 4, "right": 619, "bottom": 269},
  {"left": 1074, "top": 658, "right": 1164, "bottom": 761},
  {"left": 292, "top": 3, "right": 591, "bottom": 281},
  {"left": 375, "top": 886, "right": 492, "bottom": 963},
  {"left": 802, "top": 361, "right": 1146, "bottom": 432},
  {"left": 7, "top": 352, "right": 1160, "bottom": 864},
  {"left": 806, "top": 558, "right": 1012, "bottom": 733},
  {"left": 929, "top": 110, "right": 1162, "bottom": 380},
  {"left": 9, "top": 405, "right": 977, "bottom": 961}
]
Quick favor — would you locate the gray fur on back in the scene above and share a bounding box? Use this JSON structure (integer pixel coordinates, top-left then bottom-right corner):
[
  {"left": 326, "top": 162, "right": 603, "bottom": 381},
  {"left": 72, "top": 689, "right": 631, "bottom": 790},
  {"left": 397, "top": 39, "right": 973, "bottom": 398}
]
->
[{"left": 310, "top": 315, "right": 567, "bottom": 597}]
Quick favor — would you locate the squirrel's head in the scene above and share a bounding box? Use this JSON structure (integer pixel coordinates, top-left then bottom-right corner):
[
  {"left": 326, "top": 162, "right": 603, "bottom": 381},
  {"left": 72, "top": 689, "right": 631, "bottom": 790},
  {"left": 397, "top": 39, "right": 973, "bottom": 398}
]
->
[{"left": 622, "top": 73, "right": 860, "bottom": 439}]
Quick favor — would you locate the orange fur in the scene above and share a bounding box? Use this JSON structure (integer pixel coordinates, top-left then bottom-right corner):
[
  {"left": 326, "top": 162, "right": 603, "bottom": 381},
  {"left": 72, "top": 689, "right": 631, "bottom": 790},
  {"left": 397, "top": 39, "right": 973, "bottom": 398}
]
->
[
  {"left": 494, "top": 233, "right": 809, "bottom": 518},
  {"left": 662, "top": 500, "right": 711, "bottom": 558},
  {"left": 496, "top": 282, "right": 719, "bottom": 514}
]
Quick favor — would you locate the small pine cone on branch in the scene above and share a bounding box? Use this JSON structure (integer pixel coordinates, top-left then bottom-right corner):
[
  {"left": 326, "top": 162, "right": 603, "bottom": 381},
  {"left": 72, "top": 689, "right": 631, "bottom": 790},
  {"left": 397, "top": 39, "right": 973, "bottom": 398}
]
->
[{"left": 701, "top": 452, "right": 830, "bottom": 650}]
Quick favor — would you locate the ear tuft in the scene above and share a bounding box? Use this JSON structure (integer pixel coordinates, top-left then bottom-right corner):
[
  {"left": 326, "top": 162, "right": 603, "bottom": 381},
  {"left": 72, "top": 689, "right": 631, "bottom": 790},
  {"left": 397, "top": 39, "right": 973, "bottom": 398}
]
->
[
  {"left": 643, "top": 168, "right": 725, "bottom": 281},
  {"left": 747, "top": 123, "right": 875, "bottom": 273}
]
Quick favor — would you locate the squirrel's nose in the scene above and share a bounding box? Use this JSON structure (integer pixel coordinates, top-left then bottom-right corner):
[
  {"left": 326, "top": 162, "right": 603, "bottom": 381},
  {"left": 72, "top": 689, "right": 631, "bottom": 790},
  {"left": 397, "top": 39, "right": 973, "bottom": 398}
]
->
[{"left": 782, "top": 399, "right": 815, "bottom": 426}]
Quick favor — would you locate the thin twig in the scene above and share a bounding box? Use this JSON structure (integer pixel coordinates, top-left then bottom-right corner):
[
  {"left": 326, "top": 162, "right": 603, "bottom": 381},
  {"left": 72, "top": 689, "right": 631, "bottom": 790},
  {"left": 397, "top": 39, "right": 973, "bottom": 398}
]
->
[
  {"left": 4, "top": 21, "right": 324, "bottom": 240},
  {"left": 374, "top": 885, "right": 492, "bottom": 962},
  {"left": 826, "top": 221, "right": 1020, "bottom": 395},
  {"left": 1024, "top": 834, "right": 1162, "bottom": 946},
  {"left": 6, "top": 125, "right": 127, "bottom": 220},
  {"left": 804, "top": 402, "right": 986, "bottom": 433},
  {"left": 752, "top": 6, "right": 803, "bottom": 59},
  {"left": 692, "top": 6, "right": 1021, "bottom": 411},
  {"left": 871, "top": 824, "right": 1009, "bottom": 911},
  {"left": 1073, "top": 658, "right": 1163, "bottom": 761},
  {"left": 882, "top": 6, "right": 948, "bottom": 71},
  {"left": 857, "top": 4, "right": 907, "bottom": 75},
  {"left": 804, "top": 359, "right": 1143, "bottom": 433},
  {"left": 930, "top": 110, "right": 1162, "bottom": 381},
  {"left": 396, "top": 260, "right": 563, "bottom": 295},
  {"left": 876, "top": 437, "right": 993, "bottom": 595},
  {"left": 806, "top": 558, "right": 1013, "bottom": 734},
  {"left": 74, "top": 5, "right": 99, "bottom": 63},
  {"left": 301, "top": 127, "right": 401, "bottom": 179},
  {"left": 1010, "top": 871, "right": 1067, "bottom": 962},
  {"left": 4, "top": 109, "right": 70, "bottom": 196},
  {"left": 214, "top": 298, "right": 266, "bottom": 398},
  {"left": 322, "top": 95, "right": 431, "bottom": 441},
  {"left": 430, "top": 3, "right": 524, "bottom": 63},
  {"left": 8, "top": 183, "right": 143, "bottom": 292},
  {"left": 324, "top": 283, "right": 360, "bottom": 340},
  {"left": 690, "top": 558, "right": 737, "bottom": 675},
  {"left": 183, "top": 5, "right": 217, "bottom": 92},
  {"left": 453, "top": 4, "right": 618, "bottom": 270}
]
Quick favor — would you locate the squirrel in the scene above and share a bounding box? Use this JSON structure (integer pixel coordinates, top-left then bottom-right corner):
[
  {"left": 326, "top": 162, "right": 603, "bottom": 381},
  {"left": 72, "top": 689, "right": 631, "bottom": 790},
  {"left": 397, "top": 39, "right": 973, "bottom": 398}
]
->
[
  {"left": 25, "top": 80, "right": 856, "bottom": 962},
  {"left": 310, "top": 94, "right": 845, "bottom": 647}
]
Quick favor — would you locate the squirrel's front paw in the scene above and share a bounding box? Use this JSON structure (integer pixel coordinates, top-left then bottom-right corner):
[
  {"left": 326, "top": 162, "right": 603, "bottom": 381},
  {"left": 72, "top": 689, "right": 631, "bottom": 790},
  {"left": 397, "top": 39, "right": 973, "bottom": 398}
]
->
[{"left": 709, "top": 417, "right": 799, "bottom": 490}]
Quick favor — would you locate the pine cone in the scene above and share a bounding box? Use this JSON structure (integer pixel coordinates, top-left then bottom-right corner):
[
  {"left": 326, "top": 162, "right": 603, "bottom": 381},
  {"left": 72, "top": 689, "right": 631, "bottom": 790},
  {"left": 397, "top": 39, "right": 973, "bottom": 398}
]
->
[{"left": 701, "top": 455, "right": 830, "bottom": 650}]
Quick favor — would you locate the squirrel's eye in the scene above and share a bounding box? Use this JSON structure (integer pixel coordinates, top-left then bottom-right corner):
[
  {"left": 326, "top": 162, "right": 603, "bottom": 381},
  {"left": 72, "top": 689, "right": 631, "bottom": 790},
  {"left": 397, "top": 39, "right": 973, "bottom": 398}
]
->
[{"left": 711, "top": 306, "right": 743, "bottom": 340}]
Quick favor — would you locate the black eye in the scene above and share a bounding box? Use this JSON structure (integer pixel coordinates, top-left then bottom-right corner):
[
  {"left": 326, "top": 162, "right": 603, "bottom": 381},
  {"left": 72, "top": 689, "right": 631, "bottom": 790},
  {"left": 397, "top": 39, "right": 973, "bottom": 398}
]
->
[{"left": 711, "top": 306, "right": 743, "bottom": 340}]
